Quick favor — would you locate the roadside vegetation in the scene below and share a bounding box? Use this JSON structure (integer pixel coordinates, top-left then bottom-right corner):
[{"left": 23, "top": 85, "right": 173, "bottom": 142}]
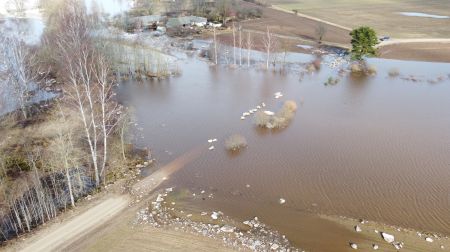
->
[{"left": 0, "top": 0, "right": 145, "bottom": 243}]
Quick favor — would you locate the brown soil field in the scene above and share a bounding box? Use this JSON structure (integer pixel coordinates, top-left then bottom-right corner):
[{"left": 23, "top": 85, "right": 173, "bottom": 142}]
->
[
  {"left": 378, "top": 42, "right": 450, "bottom": 63},
  {"left": 269, "top": 0, "right": 450, "bottom": 39},
  {"left": 210, "top": 1, "right": 450, "bottom": 63},
  {"left": 238, "top": 1, "right": 351, "bottom": 47}
]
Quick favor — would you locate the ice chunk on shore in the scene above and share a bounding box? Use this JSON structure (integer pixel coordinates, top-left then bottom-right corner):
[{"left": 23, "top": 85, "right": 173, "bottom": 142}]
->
[{"left": 381, "top": 232, "right": 395, "bottom": 243}]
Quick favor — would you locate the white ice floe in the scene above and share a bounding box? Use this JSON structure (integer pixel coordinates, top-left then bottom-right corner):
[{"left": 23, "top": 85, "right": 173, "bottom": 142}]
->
[
  {"left": 381, "top": 232, "right": 395, "bottom": 243},
  {"left": 211, "top": 211, "right": 219, "bottom": 220},
  {"left": 264, "top": 111, "right": 275, "bottom": 116}
]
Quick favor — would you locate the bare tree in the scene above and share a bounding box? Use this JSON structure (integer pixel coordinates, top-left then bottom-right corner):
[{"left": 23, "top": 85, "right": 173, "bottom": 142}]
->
[
  {"left": 55, "top": 0, "right": 121, "bottom": 186},
  {"left": 213, "top": 27, "right": 218, "bottom": 65},
  {"left": 315, "top": 23, "right": 327, "bottom": 44},
  {"left": 232, "top": 22, "right": 236, "bottom": 65},
  {"left": 263, "top": 26, "right": 277, "bottom": 69},
  {"left": 192, "top": 0, "right": 207, "bottom": 16},
  {"left": 238, "top": 23, "right": 242, "bottom": 66},
  {"left": 0, "top": 35, "right": 42, "bottom": 119},
  {"left": 12, "top": 0, "right": 25, "bottom": 16},
  {"left": 216, "top": 0, "right": 232, "bottom": 25},
  {"left": 245, "top": 32, "right": 253, "bottom": 67}
]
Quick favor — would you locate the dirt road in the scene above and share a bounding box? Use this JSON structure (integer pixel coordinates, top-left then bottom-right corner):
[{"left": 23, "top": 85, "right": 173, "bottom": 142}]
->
[
  {"left": 270, "top": 5, "right": 352, "bottom": 31},
  {"left": 15, "top": 147, "right": 204, "bottom": 252},
  {"left": 19, "top": 196, "right": 129, "bottom": 252}
]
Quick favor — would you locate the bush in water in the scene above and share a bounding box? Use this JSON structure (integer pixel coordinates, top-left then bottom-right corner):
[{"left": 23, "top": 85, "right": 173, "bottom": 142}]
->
[
  {"left": 225, "top": 134, "right": 248, "bottom": 151},
  {"left": 255, "top": 100, "right": 298, "bottom": 129},
  {"left": 388, "top": 68, "right": 400, "bottom": 77}
]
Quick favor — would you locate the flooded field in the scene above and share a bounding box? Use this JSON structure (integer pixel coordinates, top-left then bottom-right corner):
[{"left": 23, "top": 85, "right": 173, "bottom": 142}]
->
[{"left": 117, "top": 50, "right": 450, "bottom": 250}]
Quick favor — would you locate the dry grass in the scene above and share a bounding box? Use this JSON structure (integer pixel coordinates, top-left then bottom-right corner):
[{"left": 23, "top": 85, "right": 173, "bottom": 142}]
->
[{"left": 225, "top": 134, "right": 248, "bottom": 152}]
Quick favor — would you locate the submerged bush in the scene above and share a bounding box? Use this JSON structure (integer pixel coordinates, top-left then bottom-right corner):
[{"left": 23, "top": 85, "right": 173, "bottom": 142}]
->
[
  {"left": 388, "top": 68, "right": 400, "bottom": 77},
  {"left": 350, "top": 62, "right": 377, "bottom": 76},
  {"left": 225, "top": 134, "right": 248, "bottom": 151},
  {"left": 367, "top": 65, "right": 377, "bottom": 75},
  {"left": 255, "top": 111, "right": 272, "bottom": 127},
  {"left": 325, "top": 76, "right": 340, "bottom": 86},
  {"left": 255, "top": 100, "right": 298, "bottom": 129}
]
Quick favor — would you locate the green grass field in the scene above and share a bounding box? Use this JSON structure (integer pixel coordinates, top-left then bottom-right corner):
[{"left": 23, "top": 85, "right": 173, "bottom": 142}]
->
[{"left": 269, "top": 0, "right": 450, "bottom": 38}]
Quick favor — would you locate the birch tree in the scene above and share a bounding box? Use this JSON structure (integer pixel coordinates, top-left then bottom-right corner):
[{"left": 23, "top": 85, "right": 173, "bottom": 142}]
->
[
  {"left": 232, "top": 22, "right": 236, "bottom": 65},
  {"left": 245, "top": 32, "right": 253, "bottom": 67},
  {"left": 55, "top": 0, "right": 121, "bottom": 186},
  {"left": 0, "top": 35, "right": 42, "bottom": 119},
  {"left": 213, "top": 27, "right": 218, "bottom": 65},
  {"left": 263, "top": 26, "right": 277, "bottom": 69},
  {"left": 238, "top": 24, "right": 242, "bottom": 66}
]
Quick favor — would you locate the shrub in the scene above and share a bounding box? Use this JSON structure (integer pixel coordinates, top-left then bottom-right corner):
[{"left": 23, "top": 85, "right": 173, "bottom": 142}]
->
[
  {"left": 255, "top": 100, "right": 298, "bottom": 129},
  {"left": 4, "top": 155, "right": 31, "bottom": 178},
  {"left": 367, "top": 65, "right": 377, "bottom": 75},
  {"left": 281, "top": 100, "right": 297, "bottom": 113},
  {"left": 225, "top": 134, "right": 248, "bottom": 151},
  {"left": 350, "top": 63, "right": 363, "bottom": 75},
  {"left": 325, "top": 76, "right": 340, "bottom": 86},
  {"left": 255, "top": 111, "right": 271, "bottom": 127},
  {"left": 350, "top": 62, "right": 377, "bottom": 76}
]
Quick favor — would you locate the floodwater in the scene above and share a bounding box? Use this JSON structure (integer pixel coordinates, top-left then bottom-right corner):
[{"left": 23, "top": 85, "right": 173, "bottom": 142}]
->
[
  {"left": 117, "top": 51, "right": 450, "bottom": 250},
  {"left": 398, "top": 12, "right": 449, "bottom": 19},
  {"left": 0, "top": 17, "right": 44, "bottom": 45}
]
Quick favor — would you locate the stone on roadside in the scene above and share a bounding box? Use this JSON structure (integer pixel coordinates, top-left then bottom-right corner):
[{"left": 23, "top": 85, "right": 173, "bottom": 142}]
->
[
  {"left": 279, "top": 198, "right": 286, "bottom": 204},
  {"left": 373, "top": 244, "right": 379, "bottom": 250},
  {"left": 355, "top": 225, "right": 362, "bottom": 232},
  {"left": 425, "top": 237, "right": 434, "bottom": 243},
  {"left": 350, "top": 243, "right": 358, "bottom": 249},
  {"left": 220, "top": 225, "right": 235, "bottom": 233},
  {"left": 270, "top": 243, "right": 280, "bottom": 250}
]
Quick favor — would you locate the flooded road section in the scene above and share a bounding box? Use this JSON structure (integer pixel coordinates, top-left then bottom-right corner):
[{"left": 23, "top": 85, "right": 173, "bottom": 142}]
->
[{"left": 117, "top": 54, "right": 450, "bottom": 249}]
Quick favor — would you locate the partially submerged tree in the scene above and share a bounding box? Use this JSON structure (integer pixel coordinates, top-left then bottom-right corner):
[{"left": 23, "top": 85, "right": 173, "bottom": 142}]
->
[
  {"left": 263, "top": 26, "right": 277, "bottom": 69},
  {"left": 245, "top": 31, "right": 253, "bottom": 67},
  {"left": 0, "top": 35, "right": 42, "bottom": 119},
  {"left": 238, "top": 23, "right": 243, "bottom": 66},
  {"left": 350, "top": 26, "right": 378, "bottom": 60},
  {"left": 315, "top": 23, "right": 327, "bottom": 44}
]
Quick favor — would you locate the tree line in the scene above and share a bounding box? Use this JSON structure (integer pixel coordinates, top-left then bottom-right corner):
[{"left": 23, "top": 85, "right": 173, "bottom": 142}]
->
[{"left": 0, "top": 0, "right": 133, "bottom": 243}]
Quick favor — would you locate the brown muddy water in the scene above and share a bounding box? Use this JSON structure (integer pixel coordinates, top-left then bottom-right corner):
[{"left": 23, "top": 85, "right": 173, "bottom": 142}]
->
[{"left": 117, "top": 53, "right": 450, "bottom": 251}]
